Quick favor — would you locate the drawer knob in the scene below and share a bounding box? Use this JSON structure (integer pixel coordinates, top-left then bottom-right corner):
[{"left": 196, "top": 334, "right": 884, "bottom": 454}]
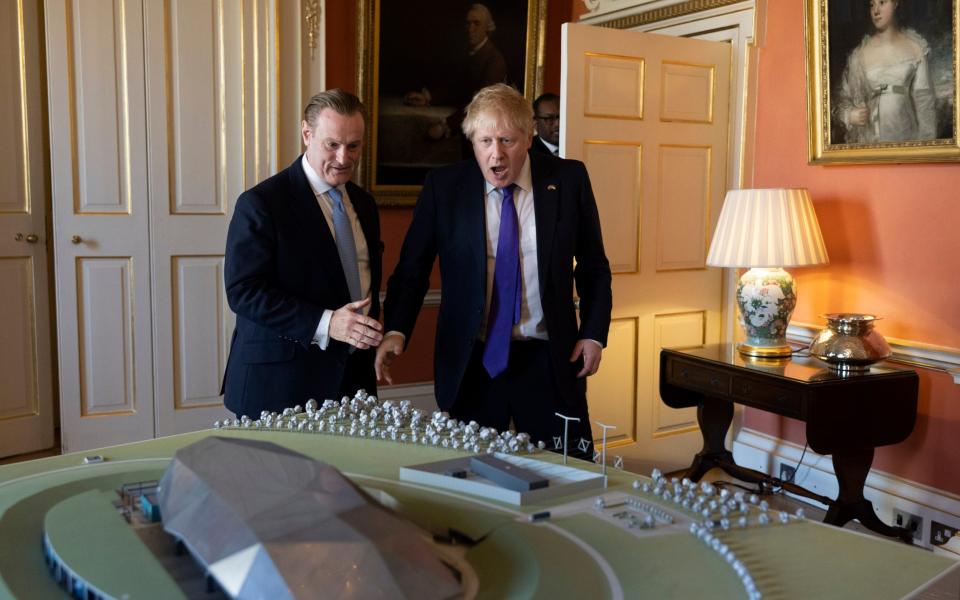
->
[
  {"left": 710, "top": 377, "right": 721, "bottom": 387},
  {"left": 680, "top": 368, "right": 689, "bottom": 379}
]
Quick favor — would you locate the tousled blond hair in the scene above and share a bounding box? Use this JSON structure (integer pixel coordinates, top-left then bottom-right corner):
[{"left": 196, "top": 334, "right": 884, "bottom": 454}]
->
[{"left": 462, "top": 84, "right": 534, "bottom": 140}]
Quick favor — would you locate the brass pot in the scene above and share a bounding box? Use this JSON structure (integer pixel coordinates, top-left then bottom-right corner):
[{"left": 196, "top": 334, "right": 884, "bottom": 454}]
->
[{"left": 808, "top": 313, "right": 892, "bottom": 372}]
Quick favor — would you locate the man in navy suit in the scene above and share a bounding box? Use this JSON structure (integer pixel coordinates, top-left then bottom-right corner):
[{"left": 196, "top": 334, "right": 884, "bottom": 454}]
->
[
  {"left": 531, "top": 93, "right": 560, "bottom": 157},
  {"left": 222, "top": 89, "right": 384, "bottom": 418},
  {"left": 376, "top": 84, "right": 611, "bottom": 454}
]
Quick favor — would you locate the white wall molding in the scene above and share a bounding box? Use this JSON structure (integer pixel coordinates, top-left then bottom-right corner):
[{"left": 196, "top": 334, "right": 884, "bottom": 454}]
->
[
  {"left": 734, "top": 428, "right": 960, "bottom": 547},
  {"left": 580, "top": 0, "right": 753, "bottom": 27},
  {"left": 788, "top": 321, "right": 960, "bottom": 383}
]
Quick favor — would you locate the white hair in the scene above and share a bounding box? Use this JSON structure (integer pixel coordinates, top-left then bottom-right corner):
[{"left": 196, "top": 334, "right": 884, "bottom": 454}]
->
[{"left": 469, "top": 3, "right": 496, "bottom": 32}]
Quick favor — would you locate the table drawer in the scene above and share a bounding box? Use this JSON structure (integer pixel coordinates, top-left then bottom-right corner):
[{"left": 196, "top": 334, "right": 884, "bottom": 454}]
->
[
  {"left": 666, "top": 359, "right": 731, "bottom": 397},
  {"left": 731, "top": 376, "right": 803, "bottom": 418}
]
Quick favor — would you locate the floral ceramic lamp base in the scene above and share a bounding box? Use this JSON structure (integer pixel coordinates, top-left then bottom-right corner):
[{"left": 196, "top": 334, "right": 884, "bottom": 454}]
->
[{"left": 736, "top": 267, "right": 797, "bottom": 358}]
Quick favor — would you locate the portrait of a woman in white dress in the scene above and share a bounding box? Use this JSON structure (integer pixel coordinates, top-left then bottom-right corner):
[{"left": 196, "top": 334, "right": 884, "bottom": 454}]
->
[{"left": 832, "top": 0, "right": 938, "bottom": 144}]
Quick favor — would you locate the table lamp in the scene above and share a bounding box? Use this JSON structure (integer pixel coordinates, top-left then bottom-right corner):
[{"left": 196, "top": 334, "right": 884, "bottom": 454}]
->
[{"left": 706, "top": 188, "right": 829, "bottom": 358}]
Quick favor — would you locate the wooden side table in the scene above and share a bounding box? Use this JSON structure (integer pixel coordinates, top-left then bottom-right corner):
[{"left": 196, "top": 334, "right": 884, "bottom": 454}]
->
[{"left": 659, "top": 344, "right": 919, "bottom": 541}]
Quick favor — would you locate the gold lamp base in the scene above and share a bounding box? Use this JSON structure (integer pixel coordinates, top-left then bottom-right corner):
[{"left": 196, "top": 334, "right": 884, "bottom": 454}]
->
[{"left": 736, "top": 341, "right": 793, "bottom": 358}]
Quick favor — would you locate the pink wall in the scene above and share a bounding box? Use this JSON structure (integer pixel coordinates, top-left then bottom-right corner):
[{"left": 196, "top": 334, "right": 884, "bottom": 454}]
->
[{"left": 747, "top": 1, "right": 960, "bottom": 493}]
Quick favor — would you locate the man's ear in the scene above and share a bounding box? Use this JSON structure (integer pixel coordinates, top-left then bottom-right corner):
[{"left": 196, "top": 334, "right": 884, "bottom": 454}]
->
[{"left": 301, "top": 120, "right": 312, "bottom": 146}]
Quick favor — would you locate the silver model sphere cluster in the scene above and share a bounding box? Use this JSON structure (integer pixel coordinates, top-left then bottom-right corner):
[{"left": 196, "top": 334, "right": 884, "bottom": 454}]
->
[
  {"left": 213, "top": 390, "right": 545, "bottom": 455},
  {"left": 631, "top": 468, "right": 807, "bottom": 600}
]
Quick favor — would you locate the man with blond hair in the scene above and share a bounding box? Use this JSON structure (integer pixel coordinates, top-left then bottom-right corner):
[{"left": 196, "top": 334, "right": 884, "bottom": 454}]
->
[
  {"left": 222, "top": 89, "right": 384, "bottom": 418},
  {"left": 377, "top": 84, "right": 611, "bottom": 456}
]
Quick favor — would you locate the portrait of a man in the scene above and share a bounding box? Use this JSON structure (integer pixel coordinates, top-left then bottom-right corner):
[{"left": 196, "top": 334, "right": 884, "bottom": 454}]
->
[
  {"left": 371, "top": 1, "right": 535, "bottom": 189},
  {"left": 828, "top": 0, "right": 955, "bottom": 145}
]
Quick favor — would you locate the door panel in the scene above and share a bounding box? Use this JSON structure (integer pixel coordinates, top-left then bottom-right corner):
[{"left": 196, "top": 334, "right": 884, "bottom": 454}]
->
[
  {"left": 170, "top": 256, "right": 230, "bottom": 411},
  {"left": 47, "top": 0, "right": 154, "bottom": 452},
  {"left": 563, "top": 23, "right": 729, "bottom": 467},
  {"left": 145, "top": 0, "right": 269, "bottom": 436},
  {"left": 587, "top": 317, "right": 638, "bottom": 448},
  {"left": 0, "top": 0, "right": 54, "bottom": 458},
  {"left": 656, "top": 145, "right": 712, "bottom": 271},
  {"left": 583, "top": 142, "right": 641, "bottom": 274}
]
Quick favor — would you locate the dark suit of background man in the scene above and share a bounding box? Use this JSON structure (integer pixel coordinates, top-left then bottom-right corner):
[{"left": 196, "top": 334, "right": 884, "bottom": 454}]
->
[
  {"left": 376, "top": 84, "right": 612, "bottom": 455},
  {"left": 531, "top": 93, "right": 560, "bottom": 157},
  {"left": 222, "top": 89, "right": 384, "bottom": 418}
]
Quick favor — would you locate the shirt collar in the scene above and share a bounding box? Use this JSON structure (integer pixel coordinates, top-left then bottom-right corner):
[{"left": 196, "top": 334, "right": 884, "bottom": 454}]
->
[
  {"left": 539, "top": 137, "right": 559, "bottom": 154},
  {"left": 301, "top": 155, "right": 339, "bottom": 196},
  {"left": 483, "top": 154, "right": 532, "bottom": 197},
  {"left": 469, "top": 37, "right": 489, "bottom": 56}
]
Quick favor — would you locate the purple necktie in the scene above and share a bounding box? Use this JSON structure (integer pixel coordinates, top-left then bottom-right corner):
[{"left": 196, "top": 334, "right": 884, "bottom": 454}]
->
[{"left": 482, "top": 185, "right": 522, "bottom": 378}]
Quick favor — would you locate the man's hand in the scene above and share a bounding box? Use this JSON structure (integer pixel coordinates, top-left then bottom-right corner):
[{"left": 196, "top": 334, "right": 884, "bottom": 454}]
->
[
  {"left": 570, "top": 340, "right": 602, "bottom": 378},
  {"left": 403, "top": 88, "right": 431, "bottom": 107},
  {"left": 375, "top": 333, "right": 405, "bottom": 384},
  {"left": 328, "top": 298, "right": 383, "bottom": 349}
]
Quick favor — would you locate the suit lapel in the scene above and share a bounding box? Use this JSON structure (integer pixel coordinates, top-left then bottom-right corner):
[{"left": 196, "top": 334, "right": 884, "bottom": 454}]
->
[
  {"left": 530, "top": 154, "right": 558, "bottom": 297},
  {"left": 461, "top": 162, "right": 488, "bottom": 296},
  {"left": 287, "top": 157, "right": 351, "bottom": 301}
]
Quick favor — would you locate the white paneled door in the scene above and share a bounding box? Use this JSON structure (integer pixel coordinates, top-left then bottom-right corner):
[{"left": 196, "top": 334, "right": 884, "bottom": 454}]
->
[
  {"left": 562, "top": 23, "right": 730, "bottom": 469},
  {"left": 46, "top": 0, "right": 155, "bottom": 452},
  {"left": 46, "top": 0, "right": 288, "bottom": 452},
  {"left": 0, "top": 0, "right": 55, "bottom": 458}
]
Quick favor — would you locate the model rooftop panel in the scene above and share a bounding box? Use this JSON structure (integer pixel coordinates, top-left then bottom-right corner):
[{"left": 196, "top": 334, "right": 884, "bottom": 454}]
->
[{"left": 158, "top": 436, "right": 462, "bottom": 599}]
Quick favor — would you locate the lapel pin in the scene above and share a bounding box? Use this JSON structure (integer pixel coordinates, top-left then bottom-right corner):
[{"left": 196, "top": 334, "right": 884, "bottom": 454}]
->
[{"left": 547, "top": 184, "right": 557, "bottom": 191}]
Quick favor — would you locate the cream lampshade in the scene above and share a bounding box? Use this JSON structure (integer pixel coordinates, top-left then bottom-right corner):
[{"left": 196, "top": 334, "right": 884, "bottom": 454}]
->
[{"left": 707, "top": 188, "right": 829, "bottom": 358}]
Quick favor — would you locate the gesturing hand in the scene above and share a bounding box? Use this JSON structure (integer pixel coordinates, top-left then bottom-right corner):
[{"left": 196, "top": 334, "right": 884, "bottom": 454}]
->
[
  {"left": 570, "top": 339, "right": 603, "bottom": 378},
  {"left": 375, "top": 333, "right": 405, "bottom": 384},
  {"left": 328, "top": 298, "right": 383, "bottom": 349}
]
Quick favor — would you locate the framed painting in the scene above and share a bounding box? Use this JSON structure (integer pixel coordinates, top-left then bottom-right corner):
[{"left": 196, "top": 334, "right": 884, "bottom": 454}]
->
[
  {"left": 357, "top": 0, "right": 547, "bottom": 205},
  {"left": 805, "top": 0, "right": 960, "bottom": 164}
]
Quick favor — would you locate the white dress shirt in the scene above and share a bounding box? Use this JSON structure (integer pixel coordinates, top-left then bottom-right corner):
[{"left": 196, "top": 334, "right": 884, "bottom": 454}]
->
[
  {"left": 539, "top": 137, "right": 559, "bottom": 156},
  {"left": 301, "top": 156, "right": 371, "bottom": 349},
  {"left": 480, "top": 156, "right": 548, "bottom": 341}
]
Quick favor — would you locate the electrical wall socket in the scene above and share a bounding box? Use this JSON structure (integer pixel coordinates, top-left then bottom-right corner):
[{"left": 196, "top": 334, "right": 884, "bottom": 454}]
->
[
  {"left": 779, "top": 464, "right": 796, "bottom": 482},
  {"left": 894, "top": 508, "right": 924, "bottom": 542},
  {"left": 931, "top": 520, "right": 958, "bottom": 547}
]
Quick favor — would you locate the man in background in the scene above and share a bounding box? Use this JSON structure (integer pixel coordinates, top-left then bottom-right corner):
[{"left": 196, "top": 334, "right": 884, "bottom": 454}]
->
[
  {"left": 531, "top": 92, "right": 561, "bottom": 156},
  {"left": 222, "top": 89, "right": 384, "bottom": 418},
  {"left": 377, "top": 84, "right": 611, "bottom": 457}
]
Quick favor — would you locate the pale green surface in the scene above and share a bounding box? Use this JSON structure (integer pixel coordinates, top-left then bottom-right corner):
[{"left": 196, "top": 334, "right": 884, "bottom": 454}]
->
[
  {"left": 44, "top": 490, "right": 184, "bottom": 599},
  {"left": 467, "top": 522, "right": 609, "bottom": 599},
  {"left": 0, "top": 463, "right": 169, "bottom": 599},
  {"left": 0, "top": 429, "right": 956, "bottom": 599}
]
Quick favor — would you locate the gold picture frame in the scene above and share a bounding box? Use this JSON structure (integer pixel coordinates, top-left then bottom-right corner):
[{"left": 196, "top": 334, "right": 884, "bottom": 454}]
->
[
  {"left": 805, "top": 0, "right": 960, "bottom": 164},
  {"left": 357, "top": 0, "right": 547, "bottom": 205}
]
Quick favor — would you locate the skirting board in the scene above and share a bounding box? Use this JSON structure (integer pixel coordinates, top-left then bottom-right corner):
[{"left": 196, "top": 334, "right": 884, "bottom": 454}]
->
[
  {"left": 377, "top": 382, "right": 438, "bottom": 415},
  {"left": 733, "top": 428, "right": 960, "bottom": 549}
]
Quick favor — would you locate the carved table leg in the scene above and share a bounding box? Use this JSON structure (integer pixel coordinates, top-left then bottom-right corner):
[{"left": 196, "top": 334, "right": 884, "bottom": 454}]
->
[
  {"left": 825, "top": 447, "right": 913, "bottom": 543},
  {"left": 685, "top": 399, "right": 736, "bottom": 482}
]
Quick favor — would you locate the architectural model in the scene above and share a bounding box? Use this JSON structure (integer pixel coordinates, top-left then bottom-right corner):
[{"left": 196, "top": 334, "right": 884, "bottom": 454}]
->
[{"left": 158, "top": 436, "right": 461, "bottom": 599}]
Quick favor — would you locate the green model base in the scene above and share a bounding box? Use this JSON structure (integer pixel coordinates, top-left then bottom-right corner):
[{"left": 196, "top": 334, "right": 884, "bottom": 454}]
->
[{"left": 0, "top": 429, "right": 955, "bottom": 599}]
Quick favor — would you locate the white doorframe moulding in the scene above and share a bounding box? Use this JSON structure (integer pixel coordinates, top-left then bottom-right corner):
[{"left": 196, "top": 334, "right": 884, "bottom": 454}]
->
[
  {"left": 733, "top": 428, "right": 960, "bottom": 549},
  {"left": 579, "top": 0, "right": 753, "bottom": 27},
  {"left": 789, "top": 322, "right": 960, "bottom": 385}
]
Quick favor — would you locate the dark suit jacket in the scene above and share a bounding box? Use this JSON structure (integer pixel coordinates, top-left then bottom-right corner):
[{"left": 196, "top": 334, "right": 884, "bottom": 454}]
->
[
  {"left": 222, "top": 156, "right": 382, "bottom": 417},
  {"left": 384, "top": 152, "right": 612, "bottom": 412},
  {"left": 530, "top": 136, "right": 557, "bottom": 156}
]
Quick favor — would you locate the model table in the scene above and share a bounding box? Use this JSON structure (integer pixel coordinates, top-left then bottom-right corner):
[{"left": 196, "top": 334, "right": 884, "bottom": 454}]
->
[
  {"left": 660, "top": 344, "right": 919, "bottom": 541},
  {"left": 0, "top": 425, "right": 954, "bottom": 599}
]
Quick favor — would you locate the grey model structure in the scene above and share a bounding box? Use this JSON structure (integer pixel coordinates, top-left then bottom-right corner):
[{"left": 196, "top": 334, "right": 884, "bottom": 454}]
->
[{"left": 158, "top": 436, "right": 461, "bottom": 599}]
